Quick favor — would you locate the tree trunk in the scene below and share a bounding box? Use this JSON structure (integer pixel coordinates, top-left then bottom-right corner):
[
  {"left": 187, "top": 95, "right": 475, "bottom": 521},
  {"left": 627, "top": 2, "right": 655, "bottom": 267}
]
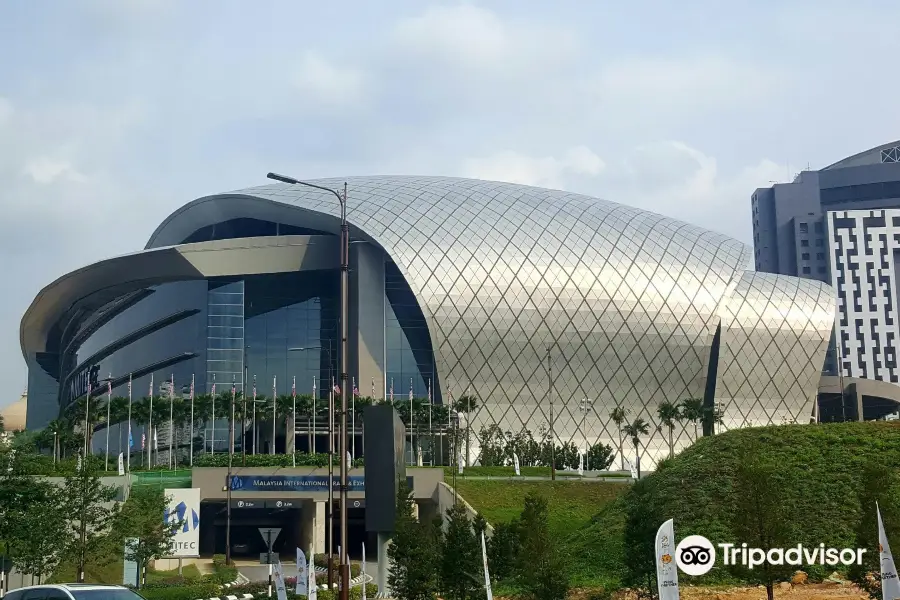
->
[
  {"left": 669, "top": 426, "right": 674, "bottom": 458},
  {"left": 618, "top": 431, "right": 625, "bottom": 471},
  {"left": 766, "top": 581, "right": 774, "bottom": 600},
  {"left": 634, "top": 442, "right": 641, "bottom": 478}
]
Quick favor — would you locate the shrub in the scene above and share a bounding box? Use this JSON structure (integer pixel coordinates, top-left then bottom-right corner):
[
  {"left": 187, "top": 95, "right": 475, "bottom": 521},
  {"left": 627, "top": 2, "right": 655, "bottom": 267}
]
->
[{"left": 138, "top": 582, "right": 220, "bottom": 600}]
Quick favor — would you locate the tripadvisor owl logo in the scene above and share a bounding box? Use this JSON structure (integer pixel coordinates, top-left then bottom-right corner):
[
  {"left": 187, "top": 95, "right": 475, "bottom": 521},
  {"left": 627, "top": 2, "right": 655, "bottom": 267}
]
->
[{"left": 673, "top": 535, "right": 867, "bottom": 575}]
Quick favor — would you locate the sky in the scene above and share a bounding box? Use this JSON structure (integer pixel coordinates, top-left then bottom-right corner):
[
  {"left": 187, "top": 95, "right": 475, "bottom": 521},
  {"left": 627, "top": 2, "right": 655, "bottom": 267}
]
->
[{"left": 1, "top": 0, "right": 899, "bottom": 401}]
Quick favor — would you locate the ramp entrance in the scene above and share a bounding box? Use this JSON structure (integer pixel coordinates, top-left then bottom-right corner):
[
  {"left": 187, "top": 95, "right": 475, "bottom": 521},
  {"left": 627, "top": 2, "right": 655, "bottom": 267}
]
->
[{"left": 200, "top": 501, "right": 302, "bottom": 560}]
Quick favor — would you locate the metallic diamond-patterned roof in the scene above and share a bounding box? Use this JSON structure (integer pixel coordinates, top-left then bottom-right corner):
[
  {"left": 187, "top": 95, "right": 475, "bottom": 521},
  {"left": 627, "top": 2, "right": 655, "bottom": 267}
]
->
[{"left": 148, "top": 175, "right": 833, "bottom": 468}]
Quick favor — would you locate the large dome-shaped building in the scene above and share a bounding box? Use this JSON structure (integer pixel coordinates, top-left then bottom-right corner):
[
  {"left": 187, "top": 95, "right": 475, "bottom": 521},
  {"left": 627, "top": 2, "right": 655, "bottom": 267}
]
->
[{"left": 20, "top": 176, "right": 834, "bottom": 469}]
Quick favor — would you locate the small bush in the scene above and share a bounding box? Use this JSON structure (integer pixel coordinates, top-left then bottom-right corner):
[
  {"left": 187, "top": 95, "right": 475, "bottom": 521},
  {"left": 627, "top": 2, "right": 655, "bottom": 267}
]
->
[{"left": 138, "top": 582, "right": 220, "bottom": 600}]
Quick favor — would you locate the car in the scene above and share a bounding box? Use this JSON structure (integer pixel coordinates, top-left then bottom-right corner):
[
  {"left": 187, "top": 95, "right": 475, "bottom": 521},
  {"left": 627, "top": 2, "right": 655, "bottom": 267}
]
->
[{"left": 3, "top": 584, "right": 146, "bottom": 600}]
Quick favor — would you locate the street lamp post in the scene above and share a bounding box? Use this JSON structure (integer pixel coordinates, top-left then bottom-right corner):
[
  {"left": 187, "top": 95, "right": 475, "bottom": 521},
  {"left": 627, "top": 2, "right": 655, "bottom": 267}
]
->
[
  {"left": 271, "top": 172, "right": 350, "bottom": 599},
  {"left": 546, "top": 346, "right": 556, "bottom": 481}
]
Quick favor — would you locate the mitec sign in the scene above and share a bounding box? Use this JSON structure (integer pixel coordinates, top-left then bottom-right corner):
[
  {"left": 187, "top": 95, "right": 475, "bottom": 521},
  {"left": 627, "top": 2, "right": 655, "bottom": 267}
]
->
[
  {"left": 70, "top": 364, "right": 101, "bottom": 401},
  {"left": 164, "top": 488, "right": 201, "bottom": 558},
  {"left": 228, "top": 475, "right": 413, "bottom": 492}
]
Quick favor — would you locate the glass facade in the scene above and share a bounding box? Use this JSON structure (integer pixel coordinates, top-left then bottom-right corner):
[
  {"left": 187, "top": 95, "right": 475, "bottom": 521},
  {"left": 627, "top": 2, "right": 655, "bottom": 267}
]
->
[
  {"left": 64, "top": 280, "right": 208, "bottom": 410},
  {"left": 206, "top": 280, "right": 245, "bottom": 391},
  {"left": 385, "top": 260, "right": 437, "bottom": 401},
  {"left": 242, "top": 271, "right": 338, "bottom": 398}
]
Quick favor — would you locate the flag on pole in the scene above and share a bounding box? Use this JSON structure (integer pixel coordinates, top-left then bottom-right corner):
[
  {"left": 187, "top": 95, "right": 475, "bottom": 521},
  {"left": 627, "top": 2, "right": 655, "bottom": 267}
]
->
[
  {"left": 292, "top": 376, "right": 296, "bottom": 398},
  {"left": 409, "top": 379, "right": 413, "bottom": 401},
  {"left": 295, "top": 548, "right": 307, "bottom": 595},
  {"left": 656, "top": 519, "right": 679, "bottom": 600},
  {"left": 141, "top": 433, "right": 146, "bottom": 450},
  {"left": 153, "top": 428, "right": 158, "bottom": 450},
  {"left": 578, "top": 451, "right": 584, "bottom": 476},
  {"left": 458, "top": 452, "right": 464, "bottom": 475},
  {"left": 128, "top": 374, "right": 133, "bottom": 449},
  {"left": 347, "top": 451, "right": 352, "bottom": 466},
  {"left": 117, "top": 452, "right": 125, "bottom": 476},
  {"left": 513, "top": 453, "right": 520, "bottom": 476},
  {"left": 879, "top": 502, "right": 900, "bottom": 600},
  {"left": 389, "top": 378, "right": 394, "bottom": 402},
  {"left": 352, "top": 377, "right": 358, "bottom": 397},
  {"left": 76, "top": 453, "right": 82, "bottom": 472},
  {"left": 371, "top": 377, "right": 375, "bottom": 399},
  {"left": 481, "top": 530, "right": 493, "bottom": 600},
  {"left": 211, "top": 374, "right": 216, "bottom": 397},
  {"left": 273, "top": 561, "right": 288, "bottom": 600},
  {"left": 308, "top": 545, "right": 317, "bottom": 600},
  {"left": 333, "top": 383, "right": 341, "bottom": 394}
]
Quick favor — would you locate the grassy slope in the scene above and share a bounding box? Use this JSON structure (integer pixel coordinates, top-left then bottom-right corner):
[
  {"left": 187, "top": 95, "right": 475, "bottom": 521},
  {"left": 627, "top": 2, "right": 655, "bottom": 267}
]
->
[
  {"left": 455, "top": 422, "right": 900, "bottom": 588},
  {"left": 573, "top": 422, "right": 900, "bottom": 586},
  {"left": 454, "top": 479, "right": 629, "bottom": 586}
]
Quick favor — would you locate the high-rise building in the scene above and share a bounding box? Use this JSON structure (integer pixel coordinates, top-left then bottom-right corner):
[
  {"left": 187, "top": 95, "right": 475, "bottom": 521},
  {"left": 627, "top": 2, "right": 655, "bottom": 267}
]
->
[{"left": 752, "top": 141, "right": 900, "bottom": 419}]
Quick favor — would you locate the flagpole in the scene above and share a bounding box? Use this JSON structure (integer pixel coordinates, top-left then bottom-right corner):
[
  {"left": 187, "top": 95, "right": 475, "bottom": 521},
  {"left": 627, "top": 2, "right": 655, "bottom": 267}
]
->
[
  {"left": 105, "top": 375, "right": 112, "bottom": 472},
  {"left": 169, "top": 374, "right": 175, "bottom": 470},
  {"left": 252, "top": 375, "right": 257, "bottom": 455},
  {"left": 127, "top": 374, "right": 132, "bottom": 473},
  {"left": 292, "top": 376, "right": 297, "bottom": 467},
  {"left": 272, "top": 376, "right": 277, "bottom": 455},
  {"left": 148, "top": 374, "right": 154, "bottom": 468},
  {"left": 428, "top": 379, "right": 432, "bottom": 467},
  {"left": 351, "top": 376, "right": 356, "bottom": 459},
  {"left": 312, "top": 376, "right": 317, "bottom": 454},
  {"left": 409, "top": 378, "right": 413, "bottom": 466},
  {"left": 211, "top": 374, "right": 216, "bottom": 456},
  {"left": 189, "top": 374, "right": 195, "bottom": 466}
]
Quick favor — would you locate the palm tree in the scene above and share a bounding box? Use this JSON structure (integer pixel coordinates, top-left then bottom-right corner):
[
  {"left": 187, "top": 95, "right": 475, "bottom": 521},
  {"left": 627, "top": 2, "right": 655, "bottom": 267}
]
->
[
  {"left": 610, "top": 405, "right": 629, "bottom": 470},
  {"left": 293, "top": 394, "right": 315, "bottom": 453},
  {"left": 275, "top": 394, "right": 295, "bottom": 453},
  {"left": 621, "top": 417, "right": 650, "bottom": 478},
  {"left": 680, "top": 398, "right": 704, "bottom": 440},
  {"left": 656, "top": 401, "right": 681, "bottom": 458}
]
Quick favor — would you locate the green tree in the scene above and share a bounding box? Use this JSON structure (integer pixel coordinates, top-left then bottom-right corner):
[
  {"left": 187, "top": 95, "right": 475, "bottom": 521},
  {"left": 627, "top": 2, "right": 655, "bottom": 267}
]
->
[
  {"left": 680, "top": 398, "right": 704, "bottom": 440},
  {"left": 586, "top": 443, "right": 615, "bottom": 470},
  {"left": 440, "top": 503, "right": 480, "bottom": 600},
  {"left": 486, "top": 519, "right": 520, "bottom": 582},
  {"left": 729, "top": 446, "right": 794, "bottom": 600},
  {"left": 61, "top": 463, "right": 120, "bottom": 582},
  {"left": 622, "top": 479, "right": 661, "bottom": 594},
  {"left": 516, "top": 492, "right": 568, "bottom": 600},
  {"left": 0, "top": 451, "right": 64, "bottom": 581},
  {"left": 621, "top": 417, "right": 649, "bottom": 477},
  {"left": 115, "top": 486, "right": 181, "bottom": 588},
  {"left": 9, "top": 482, "right": 66, "bottom": 584},
  {"left": 610, "top": 405, "right": 629, "bottom": 470},
  {"left": 388, "top": 477, "right": 440, "bottom": 600},
  {"left": 656, "top": 401, "right": 681, "bottom": 458},
  {"left": 848, "top": 463, "right": 900, "bottom": 599}
]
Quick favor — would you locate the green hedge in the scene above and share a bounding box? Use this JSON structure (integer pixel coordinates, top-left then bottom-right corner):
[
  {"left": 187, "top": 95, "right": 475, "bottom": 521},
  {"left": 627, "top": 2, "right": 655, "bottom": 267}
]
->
[
  {"left": 193, "top": 453, "right": 364, "bottom": 468},
  {"left": 138, "top": 582, "right": 221, "bottom": 600}
]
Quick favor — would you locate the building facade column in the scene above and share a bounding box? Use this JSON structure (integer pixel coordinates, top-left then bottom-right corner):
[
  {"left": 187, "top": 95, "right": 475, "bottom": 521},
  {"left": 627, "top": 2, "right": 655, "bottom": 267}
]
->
[{"left": 350, "top": 243, "right": 386, "bottom": 400}]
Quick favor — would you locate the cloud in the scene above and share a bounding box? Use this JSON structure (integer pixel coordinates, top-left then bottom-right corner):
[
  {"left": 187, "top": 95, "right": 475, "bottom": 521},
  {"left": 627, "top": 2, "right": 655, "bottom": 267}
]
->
[
  {"left": 293, "top": 52, "right": 367, "bottom": 110},
  {"left": 597, "top": 141, "right": 783, "bottom": 242},
  {"left": 23, "top": 158, "right": 88, "bottom": 185},
  {"left": 391, "top": 3, "right": 578, "bottom": 76},
  {"left": 462, "top": 146, "right": 605, "bottom": 188},
  {"left": 0, "top": 97, "right": 11, "bottom": 126}
]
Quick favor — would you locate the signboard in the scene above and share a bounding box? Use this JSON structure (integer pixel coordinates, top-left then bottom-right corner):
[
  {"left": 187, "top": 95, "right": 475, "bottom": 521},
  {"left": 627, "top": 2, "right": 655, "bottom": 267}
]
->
[
  {"left": 164, "top": 488, "right": 200, "bottom": 557},
  {"left": 123, "top": 538, "right": 139, "bottom": 587},
  {"left": 266, "top": 499, "right": 299, "bottom": 509},
  {"left": 232, "top": 499, "right": 262, "bottom": 509},
  {"left": 229, "top": 475, "right": 413, "bottom": 492}
]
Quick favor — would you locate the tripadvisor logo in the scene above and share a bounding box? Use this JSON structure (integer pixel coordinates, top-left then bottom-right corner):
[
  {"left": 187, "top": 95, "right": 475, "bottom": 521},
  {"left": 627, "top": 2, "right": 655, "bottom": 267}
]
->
[{"left": 674, "top": 535, "right": 866, "bottom": 576}]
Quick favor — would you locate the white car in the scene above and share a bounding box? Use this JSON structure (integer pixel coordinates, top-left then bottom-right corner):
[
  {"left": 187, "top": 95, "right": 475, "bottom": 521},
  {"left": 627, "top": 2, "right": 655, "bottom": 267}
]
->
[{"left": 3, "top": 584, "right": 146, "bottom": 600}]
